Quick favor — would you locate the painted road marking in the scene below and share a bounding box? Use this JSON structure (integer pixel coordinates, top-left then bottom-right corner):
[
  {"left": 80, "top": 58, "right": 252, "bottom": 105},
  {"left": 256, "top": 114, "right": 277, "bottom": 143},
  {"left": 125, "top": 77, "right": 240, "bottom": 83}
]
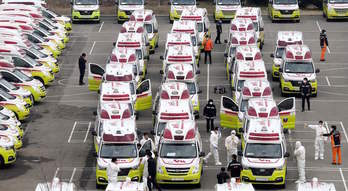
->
[
  {"left": 316, "top": 20, "right": 331, "bottom": 54},
  {"left": 68, "top": 121, "right": 77, "bottom": 143},
  {"left": 89, "top": 41, "right": 96, "bottom": 55},
  {"left": 341, "top": 168, "right": 348, "bottom": 191},
  {"left": 68, "top": 121, "right": 93, "bottom": 143},
  {"left": 326, "top": 76, "right": 331, "bottom": 86},
  {"left": 84, "top": 122, "right": 92, "bottom": 143},
  {"left": 98, "top": 21, "right": 104, "bottom": 32},
  {"left": 69, "top": 168, "right": 76, "bottom": 183},
  {"left": 207, "top": 62, "right": 210, "bottom": 101},
  {"left": 53, "top": 167, "right": 60, "bottom": 179}
]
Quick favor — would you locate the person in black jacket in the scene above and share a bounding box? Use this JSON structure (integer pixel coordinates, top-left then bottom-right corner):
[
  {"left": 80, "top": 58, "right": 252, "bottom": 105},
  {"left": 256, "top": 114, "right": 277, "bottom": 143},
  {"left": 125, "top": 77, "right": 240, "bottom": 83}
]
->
[
  {"left": 78, "top": 53, "right": 87, "bottom": 85},
  {"left": 203, "top": 99, "right": 217, "bottom": 132},
  {"left": 147, "top": 152, "right": 161, "bottom": 191},
  {"left": 215, "top": 19, "right": 222, "bottom": 44},
  {"left": 300, "top": 78, "right": 312, "bottom": 112},
  {"left": 217, "top": 167, "right": 230, "bottom": 184},
  {"left": 320, "top": 29, "right": 329, "bottom": 61},
  {"left": 227, "top": 154, "right": 242, "bottom": 181}
]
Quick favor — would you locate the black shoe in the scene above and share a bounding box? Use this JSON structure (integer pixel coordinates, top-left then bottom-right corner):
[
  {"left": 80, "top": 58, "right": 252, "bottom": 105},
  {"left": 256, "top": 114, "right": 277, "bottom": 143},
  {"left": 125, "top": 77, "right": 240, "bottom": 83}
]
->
[
  {"left": 79, "top": 82, "right": 85, "bottom": 85},
  {"left": 302, "top": 109, "right": 304, "bottom": 112}
]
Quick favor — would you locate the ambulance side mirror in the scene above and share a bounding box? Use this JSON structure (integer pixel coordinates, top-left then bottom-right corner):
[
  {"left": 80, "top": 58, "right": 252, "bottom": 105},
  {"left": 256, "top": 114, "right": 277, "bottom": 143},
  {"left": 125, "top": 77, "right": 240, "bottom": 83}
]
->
[
  {"left": 154, "top": 29, "right": 158, "bottom": 33},
  {"left": 198, "top": 89, "right": 202, "bottom": 94},
  {"left": 160, "top": 70, "right": 164, "bottom": 74},
  {"left": 239, "top": 128, "right": 244, "bottom": 133},
  {"left": 260, "top": 27, "right": 264, "bottom": 31},
  {"left": 91, "top": 130, "right": 97, "bottom": 136},
  {"left": 93, "top": 152, "right": 98, "bottom": 157},
  {"left": 224, "top": 39, "right": 228, "bottom": 43},
  {"left": 151, "top": 130, "right": 155, "bottom": 135},
  {"left": 70, "top": 0, "right": 73, "bottom": 5},
  {"left": 196, "top": 69, "right": 200, "bottom": 74},
  {"left": 224, "top": 53, "right": 228, "bottom": 57},
  {"left": 199, "top": 152, "right": 205, "bottom": 157},
  {"left": 231, "top": 87, "right": 236, "bottom": 91},
  {"left": 238, "top": 151, "right": 243, "bottom": 156},
  {"left": 160, "top": 55, "right": 164, "bottom": 60},
  {"left": 113, "top": 42, "right": 116, "bottom": 46},
  {"left": 194, "top": 111, "right": 199, "bottom": 119},
  {"left": 315, "top": 68, "right": 320, "bottom": 73},
  {"left": 97, "top": 89, "right": 100, "bottom": 94},
  {"left": 139, "top": 71, "right": 144, "bottom": 76},
  {"left": 284, "top": 152, "right": 290, "bottom": 157},
  {"left": 93, "top": 111, "right": 97, "bottom": 116},
  {"left": 144, "top": 55, "right": 149, "bottom": 60},
  {"left": 146, "top": 42, "right": 150, "bottom": 46},
  {"left": 278, "top": 68, "right": 283, "bottom": 73},
  {"left": 270, "top": 53, "right": 274, "bottom": 58},
  {"left": 152, "top": 110, "right": 157, "bottom": 115},
  {"left": 168, "top": 2, "right": 171, "bottom": 5}
]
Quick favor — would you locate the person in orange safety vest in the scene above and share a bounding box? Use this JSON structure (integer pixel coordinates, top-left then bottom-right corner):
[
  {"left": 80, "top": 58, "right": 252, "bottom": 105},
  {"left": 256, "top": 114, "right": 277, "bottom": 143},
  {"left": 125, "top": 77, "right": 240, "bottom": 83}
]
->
[
  {"left": 203, "top": 35, "right": 213, "bottom": 64},
  {"left": 323, "top": 125, "right": 342, "bottom": 165}
]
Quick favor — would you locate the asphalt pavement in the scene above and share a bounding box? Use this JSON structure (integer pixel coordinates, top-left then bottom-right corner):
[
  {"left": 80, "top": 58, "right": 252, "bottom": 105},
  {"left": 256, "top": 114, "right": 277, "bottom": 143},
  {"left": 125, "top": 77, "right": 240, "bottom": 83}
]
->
[{"left": 1, "top": 14, "right": 348, "bottom": 191}]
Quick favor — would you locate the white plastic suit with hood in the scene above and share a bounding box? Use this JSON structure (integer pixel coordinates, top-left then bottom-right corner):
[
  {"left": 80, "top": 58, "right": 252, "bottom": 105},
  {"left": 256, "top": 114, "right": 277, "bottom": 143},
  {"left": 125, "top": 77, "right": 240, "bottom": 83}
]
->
[
  {"left": 225, "top": 130, "right": 239, "bottom": 163},
  {"left": 204, "top": 128, "right": 222, "bottom": 165},
  {"left": 294, "top": 141, "right": 306, "bottom": 183},
  {"left": 307, "top": 122, "right": 327, "bottom": 160}
]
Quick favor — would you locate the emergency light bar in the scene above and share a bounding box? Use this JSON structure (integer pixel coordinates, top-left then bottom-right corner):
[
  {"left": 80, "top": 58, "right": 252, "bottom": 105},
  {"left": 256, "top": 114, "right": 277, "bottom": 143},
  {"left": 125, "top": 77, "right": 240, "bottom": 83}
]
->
[
  {"left": 239, "top": 71, "right": 265, "bottom": 78},
  {"left": 237, "top": 15, "right": 257, "bottom": 20},
  {"left": 277, "top": 40, "right": 302, "bottom": 46},
  {"left": 102, "top": 94, "right": 130, "bottom": 101},
  {"left": 160, "top": 113, "right": 190, "bottom": 120},
  {"left": 168, "top": 56, "right": 192, "bottom": 62},
  {"left": 105, "top": 74, "right": 132, "bottom": 82},
  {"left": 103, "top": 133, "right": 135, "bottom": 142},
  {"left": 117, "top": 42, "right": 141, "bottom": 48},
  {"left": 181, "top": 16, "right": 202, "bottom": 21},
  {"left": 173, "top": 29, "right": 194, "bottom": 34},
  {"left": 249, "top": 132, "right": 279, "bottom": 141}
]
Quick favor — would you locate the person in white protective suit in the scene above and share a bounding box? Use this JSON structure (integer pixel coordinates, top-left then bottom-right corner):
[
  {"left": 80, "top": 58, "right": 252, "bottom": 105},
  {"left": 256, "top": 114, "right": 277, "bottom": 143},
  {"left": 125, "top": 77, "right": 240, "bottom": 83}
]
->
[
  {"left": 204, "top": 127, "right": 222, "bottom": 165},
  {"left": 141, "top": 149, "right": 152, "bottom": 187},
  {"left": 107, "top": 157, "right": 120, "bottom": 185},
  {"left": 294, "top": 141, "right": 306, "bottom": 183},
  {"left": 225, "top": 130, "right": 239, "bottom": 163},
  {"left": 305, "top": 121, "right": 327, "bottom": 160}
]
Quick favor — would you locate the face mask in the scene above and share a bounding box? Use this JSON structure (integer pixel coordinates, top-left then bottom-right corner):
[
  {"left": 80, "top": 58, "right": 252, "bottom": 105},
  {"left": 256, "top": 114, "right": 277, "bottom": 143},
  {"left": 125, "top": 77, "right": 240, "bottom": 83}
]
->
[{"left": 209, "top": 102, "right": 213, "bottom": 104}]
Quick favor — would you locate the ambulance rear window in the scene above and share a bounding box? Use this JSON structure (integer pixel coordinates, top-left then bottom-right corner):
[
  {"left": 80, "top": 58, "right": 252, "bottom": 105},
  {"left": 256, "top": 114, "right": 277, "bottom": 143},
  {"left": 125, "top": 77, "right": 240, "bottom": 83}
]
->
[
  {"left": 136, "top": 49, "right": 142, "bottom": 60},
  {"left": 237, "top": 80, "right": 245, "bottom": 91},
  {"left": 145, "top": 23, "right": 152, "bottom": 33},
  {"left": 276, "top": 47, "right": 285, "bottom": 58},
  {"left": 245, "top": 143, "right": 282, "bottom": 158}
]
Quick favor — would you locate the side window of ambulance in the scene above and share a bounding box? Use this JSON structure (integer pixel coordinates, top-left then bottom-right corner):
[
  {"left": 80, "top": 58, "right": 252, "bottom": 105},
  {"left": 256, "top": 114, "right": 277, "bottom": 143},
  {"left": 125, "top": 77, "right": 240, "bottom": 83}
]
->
[
  {"left": 0, "top": 84, "right": 8, "bottom": 92},
  {"left": 0, "top": 96, "right": 5, "bottom": 101},
  {"left": 1, "top": 72, "right": 20, "bottom": 83},
  {"left": 13, "top": 57, "right": 31, "bottom": 68}
]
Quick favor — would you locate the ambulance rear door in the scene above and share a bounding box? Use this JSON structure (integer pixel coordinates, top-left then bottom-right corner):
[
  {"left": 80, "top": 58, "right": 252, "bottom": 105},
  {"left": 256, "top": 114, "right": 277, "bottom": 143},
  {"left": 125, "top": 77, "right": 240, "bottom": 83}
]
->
[
  {"left": 135, "top": 79, "right": 152, "bottom": 111},
  {"left": 220, "top": 96, "right": 239, "bottom": 129},
  {"left": 88, "top": 63, "right": 104, "bottom": 91},
  {"left": 278, "top": 97, "right": 296, "bottom": 129}
]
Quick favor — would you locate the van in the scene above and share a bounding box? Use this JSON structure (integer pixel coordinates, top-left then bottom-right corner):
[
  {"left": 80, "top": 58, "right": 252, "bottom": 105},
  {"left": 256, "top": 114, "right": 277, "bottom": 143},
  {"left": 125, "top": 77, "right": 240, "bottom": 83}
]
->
[{"left": 70, "top": 0, "right": 100, "bottom": 22}]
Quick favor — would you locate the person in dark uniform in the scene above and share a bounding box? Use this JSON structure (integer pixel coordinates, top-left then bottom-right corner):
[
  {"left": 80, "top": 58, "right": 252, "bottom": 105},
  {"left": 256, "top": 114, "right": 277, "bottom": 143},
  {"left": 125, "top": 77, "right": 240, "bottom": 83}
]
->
[
  {"left": 227, "top": 154, "right": 242, "bottom": 182},
  {"left": 320, "top": 29, "right": 329, "bottom": 62},
  {"left": 300, "top": 77, "right": 312, "bottom": 112},
  {"left": 203, "top": 99, "right": 217, "bottom": 132},
  {"left": 215, "top": 19, "right": 222, "bottom": 44},
  {"left": 147, "top": 152, "right": 161, "bottom": 191},
  {"left": 78, "top": 53, "right": 87, "bottom": 85},
  {"left": 217, "top": 167, "right": 230, "bottom": 184}
]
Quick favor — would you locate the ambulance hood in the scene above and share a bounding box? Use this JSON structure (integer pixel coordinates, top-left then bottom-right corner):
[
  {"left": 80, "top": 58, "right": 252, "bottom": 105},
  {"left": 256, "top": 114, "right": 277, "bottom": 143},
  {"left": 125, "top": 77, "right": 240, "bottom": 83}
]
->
[
  {"left": 328, "top": 3, "right": 348, "bottom": 8},
  {"left": 242, "top": 157, "right": 285, "bottom": 168},
  {"left": 97, "top": 157, "right": 140, "bottom": 169},
  {"left": 172, "top": 5, "right": 196, "bottom": 11},
  {"left": 282, "top": 73, "right": 316, "bottom": 81},
  {"left": 119, "top": 5, "right": 144, "bottom": 11},
  {"left": 73, "top": 5, "right": 99, "bottom": 11},
  {"left": 216, "top": 5, "right": 241, "bottom": 10},
  {"left": 160, "top": 157, "right": 198, "bottom": 168},
  {"left": 273, "top": 4, "right": 299, "bottom": 10}
]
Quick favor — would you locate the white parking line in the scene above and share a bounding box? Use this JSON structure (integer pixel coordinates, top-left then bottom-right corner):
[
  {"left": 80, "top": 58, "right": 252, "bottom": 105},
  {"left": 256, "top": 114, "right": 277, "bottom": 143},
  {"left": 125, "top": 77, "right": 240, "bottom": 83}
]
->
[
  {"left": 98, "top": 21, "right": 104, "bottom": 32},
  {"left": 53, "top": 167, "right": 60, "bottom": 179},
  {"left": 340, "top": 121, "right": 348, "bottom": 144},
  {"left": 326, "top": 76, "right": 331, "bottom": 86},
  {"left": 206, "top": 63, "right": 210, "bottom": 101},
  {"left": 340, "top": 168, "right": 348, "bottom": 191},
  {"left": 84, "top": 122, "right": 92, "bottom": 143},
  {"left": 89, "top": 41, "right": 96, "bottom": 55},
  {"left": 69, "top": 168, "right": 76, "bottom": 183},
  {"left": 68, "top": 121, "right": 77, "bottom": 143},
  {"left": 316, "top": 20, "right": 331, "bottom": 54}
]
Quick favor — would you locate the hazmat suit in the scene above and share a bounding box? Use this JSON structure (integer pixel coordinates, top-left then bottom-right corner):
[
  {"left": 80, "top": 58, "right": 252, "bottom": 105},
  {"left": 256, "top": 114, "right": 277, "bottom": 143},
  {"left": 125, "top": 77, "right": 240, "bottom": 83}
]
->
[
  {"left": 107, "top": 161, "right": 120, "bottom": 185},
  {"left": 307, "top": 123, "right": 327, "bottom": 160},
  {"left": 141, "top": 155, "right": 149, "bottom": 186},
  {"left": 294, "top": 141, "right": 306, "bottom": 183},
  {"left": 204, "top": 129, "right": 221, "bottom": 165},
  {"left": 225, "top": 130, "right": 239, "bottom": 163}
]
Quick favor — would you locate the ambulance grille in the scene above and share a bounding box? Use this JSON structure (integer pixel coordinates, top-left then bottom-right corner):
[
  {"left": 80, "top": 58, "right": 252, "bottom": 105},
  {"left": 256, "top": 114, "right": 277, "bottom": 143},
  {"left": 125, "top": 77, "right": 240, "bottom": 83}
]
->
[
  {"left": 166, "top": 167, "right": 190, "bottom": 175},
  {"left": 222, "top": 10, "right": 235, "bottom": 16},
  {"left": 335, "top": 9, "right": 348, "bottom": 14},
  {"left": 251, "top": 168, "right": 274, "bottom": 176},
  {"left": 290, "top": 80, "right": 302, "bottom": 87},
  {"left": 280, "top": 10, "right": 294, "bottom": 15},
  {"left": 79, "top": 10, "right": 93, "bottom": 15}
]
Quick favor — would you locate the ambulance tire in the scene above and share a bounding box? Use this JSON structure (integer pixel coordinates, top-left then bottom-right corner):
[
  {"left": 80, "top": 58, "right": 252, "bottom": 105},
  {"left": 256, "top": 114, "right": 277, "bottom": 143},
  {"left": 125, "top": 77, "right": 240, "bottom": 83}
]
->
[
  {"left": 96, "top": 183, "right": 103, "bottom": 189},
  {"left": 312, "top": 93, "right": 317, "bottom": 97},
  {"left": 196, "top": 182, "right": 201, "bottom": 188},
  {"left": 0, "top": 156, "right": 4, "bottom": 167},
  {"left": 260, "top": 42, "right": 264, "bottom": 50},
  {"left": 169, "top": 17, "right": 173, "bottom": 24},
  {"left": 272, "top": 76, "right": 277, "bottom": 81},
  {"left": 295, "top": 19, "right": 300, "bottom": 23},
  {"left": 280, "top": 181, "right": 286, "bottom": 189}
]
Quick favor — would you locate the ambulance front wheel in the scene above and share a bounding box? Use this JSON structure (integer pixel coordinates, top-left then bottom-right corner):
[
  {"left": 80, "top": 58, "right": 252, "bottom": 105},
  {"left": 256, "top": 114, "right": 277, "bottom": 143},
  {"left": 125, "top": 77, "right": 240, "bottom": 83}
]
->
[{"left": 95, "top": 182, "right": 103, "bottom": 189}]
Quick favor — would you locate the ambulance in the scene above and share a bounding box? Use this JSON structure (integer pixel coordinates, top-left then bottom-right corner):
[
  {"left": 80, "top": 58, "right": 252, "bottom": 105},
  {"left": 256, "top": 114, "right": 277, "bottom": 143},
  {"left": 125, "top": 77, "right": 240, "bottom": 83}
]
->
[
  {"left": 214, "top": 0, "right": 242, "bottom": 21},
  {"left": 0, "top": 110, "right": 21, "bottom": 128},
  {"left": 0, "top": 76, "right": 33, "bottom": 107},
  {"left": 164, "top": 64, "right": 201, "bottom": 113},
  {"left": 235, "top": 7, "right": 264, "bottom": 49},
  {"left": 160, "top": 45, "right": 196, "bottom": 75},
  {"left": 116, "top": 33, "right": 149, "bottom": 73},
  {"left": 228, "top": 18, "right": 255, "bottom": 39},
  {"left": 171, "top": 20, "right": 198, "bottom": 59},
  {"left": 0, "top": 9, "right": 42, "bottom": 23},
  {"left": 214, "top": 180, "right": 255, "bottom": 191},
  {"left": 180, "top": 7, "right": 210, "bottom": 47},
  {"left": 99, "top": 81, "right": 152, "bottom": 111},
  {"left": 33, "top": 26, "right": 65, "bottom": 50},
  {"left": 25, "top": 32, "right": 61, "bottom": 59},
  {"left": 323, "top": 0, "right": 348, "bottom": 20},
  {"left": 166, "top": 32, "right": 199, "bottom": 64},
  {"left": 0, "top": 124, "right": 22, "bottom": 150},
  {"left": 0, "top": 35, "right": 31, "bottom": 49},
  {"left": 35, "top": 178, "right": 76, "bottom": 191},
  {"left": 156, "top": 120, "right": 204, "bottom": 185},
  {"left": 115, "top": 0, "right": 144, "bottom": 23},
  {"left": 270, "top": 31, "right": 303, "bottom": 80},
  {"left": 2, "top": 0, "right": 47, "bottom": 9},
  {"left": 244, "top": 97, "right": 296, "bottom": 130},
  {"left": 105, "top": 179, "right": 148, "bottom": 191},
  {"left": 120, "top": 21, "right": 150, "bottom": 54},
  {"left": 220, "top": 79, "right": 271, "bottom": 130},
  {"left": 268, "top": 0, "right": 300, "bottom": 22},
  {"left": 224, "top": 31, "right": 257, "bottom": 81},
  {"left": 297, "top": 180, "right": 336, "bottom": 191},
  {"left": 0, "top": 88, "right": 30, "bottom": 121},
  {"left": 239, "top": 118, "right": 289, "bottom": 188},
  {"left": 71, "top": 0, "right": 100, "bottom": 22},
  {"left": 0, "top": 134, "right": 16, "bottom": 166},
  {"left": 0, "top": 105, "right": 18, "bottom": 121},
  {"left": 152, "top": 99, "right": 195, "bottom": 148},
  {"left": 0, "top": 68, "right": 46, "bottom": 103},
  {"left": 0, "top": 15, "right": 36, "bottom": 27},
  {"left": 130, "top": 9, "right": 159, "bottom": 53},
  {"left": 169, "top": 0, "right": 197, "bottom": 23},
  {"left": 38, "top": 20, "right": 69, "bottom": 44},
  {"left": 279, "top": 45, "right": 319, "bottom": 96},
  {"left": 95, "top": 123, "right": 145, "bottom": 187},
  {"left": 41, "top": 8, "right": 72, "bottom": 31}
]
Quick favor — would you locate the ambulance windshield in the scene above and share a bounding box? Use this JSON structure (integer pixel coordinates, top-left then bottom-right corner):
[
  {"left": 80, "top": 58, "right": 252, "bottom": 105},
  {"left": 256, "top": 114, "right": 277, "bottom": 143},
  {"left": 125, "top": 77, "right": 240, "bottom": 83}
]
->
[
  {"left": 217, "top": 0, "right": 240, "bottom": 5},
  {"left": 160, "top": 143, "right": 197, "bottom": 158},
  {"left": 284, "top": 62, "right": 314, "bottom": 73},
  {"left": 172, "top": 0, "right": 196, "bottom": 5},
  {"left": 274, "top": 0, "right": 297, "bottom": 5},
  {"left": 329, "top": 0, "right": 348, "bottom": 3},
  {"left": 13, "top": 70, "right": 33, "bottom": 82},
  {"left": 120, "top": 0, "right": 144, "bottom": 5},
  {"left": 0, "top": 79, "right": 19, "bottom": 90},
  {"left": 245, "top": 143, "right": 282, "bottom": 158},
  {"left": 75, "top": 0, "right": 98, "bottom": 5},
  {"left": 275, "top": 47, "right": 285, "bottom": 58},
  {"left": 100, "top": 143, "right": 137, "bottom": 158}
]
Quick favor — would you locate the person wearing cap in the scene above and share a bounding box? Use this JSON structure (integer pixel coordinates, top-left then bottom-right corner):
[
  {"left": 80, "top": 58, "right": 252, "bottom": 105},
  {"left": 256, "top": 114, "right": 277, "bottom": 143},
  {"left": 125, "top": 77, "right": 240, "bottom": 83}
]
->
[
  {"left": 300, "top": 77, "right": 312, "bottom": 112},
  {"left": 225, "top": 130, "right": 239, "bottom": 163},
  {"left": 294, "top": 141, "right": 306, "bottom": 183},
  {"left": 204, "top": 127, "right": 222, "bottom": 165},
  {"left": 304, "top": 120, "right": 328, "bottom": 160},
  {"left": 217, "top": 167, "right": 230, "bottom": 184},
  {"left": 320, "top": 29, "right": 329, "bottom": 61},
  {"left": 215, "top": 19, "right": 222, "bottom": 44},
  {"left": 227, "top": 154, "right": 242, "bottom": 182},
  {"left": 202, "top": 35, "right": 213, "bottom": 64},
  {"left": 323, "top": 125, "right": 342, "bottom": 165},
  {"left": 203, "top": 99, "right": 217, "bottom": 132}
]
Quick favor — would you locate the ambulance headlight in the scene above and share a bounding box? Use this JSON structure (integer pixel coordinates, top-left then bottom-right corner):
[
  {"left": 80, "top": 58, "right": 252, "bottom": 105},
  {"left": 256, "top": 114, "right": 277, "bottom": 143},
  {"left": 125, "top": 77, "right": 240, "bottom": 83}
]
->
[
  {"left": 243, "top": 166, "right": 250, "bottom": 170},
  {"left": 192, "top": 165, "right": 200, "bottom": 174},
  {"left": 98, "top": 164, "right": 106, "bottom": 171},
  {"left": 310, "top": 79, "right": 316, "bottom": 83},
  {"left": 132, "top": 164, "right": 139, "bottom": 170},
  {"left": 276, "top": 165, "right": 284, "bottom": 170},
  {"left": 157, "top": 165, "right": 164, "bottom": 174}
]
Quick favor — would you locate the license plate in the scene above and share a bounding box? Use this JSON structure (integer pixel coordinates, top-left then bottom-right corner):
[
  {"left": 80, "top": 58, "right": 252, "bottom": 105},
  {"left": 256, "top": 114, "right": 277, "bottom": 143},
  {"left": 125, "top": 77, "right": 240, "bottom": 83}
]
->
[
  {"left": 256, "top": 178, "right": 268, "bottom": 181},
  {"left": 172, "top": 178, "right": 184, "bottom": 181},
  {"left": 293, "top": 87, "right": 299, "bottom": 91}
]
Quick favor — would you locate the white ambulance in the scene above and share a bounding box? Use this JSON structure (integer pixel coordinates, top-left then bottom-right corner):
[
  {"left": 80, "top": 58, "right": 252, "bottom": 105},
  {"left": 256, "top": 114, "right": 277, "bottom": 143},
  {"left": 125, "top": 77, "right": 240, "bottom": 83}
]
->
[
  {"left": 156, "top": 120, "right": 204, "bottom": 185},
  {"left": 279, "top": 44, "right": 319, "bottom": 96},
  {"left": 130, "top": 9, "right": 159, "bottom": 53},
  {"left": 232, "top": 79, "right": 272, "bottom": 104},
  {"left": 166, "top": 32, "right": 199, "bottom": 64},
  {"left": 160, "top": 45, "right": 196, "bottom": 75},
  {"left": 169, "top": 0, "right": 197, "bottom": 23},
  {"left": 115, "top": 0, "right": 144, "bottom": 23},
  {"left": 180, "top": 7, "right": 210, "bottom": 47},
  {"left": 120, "top": 23, "right": 150, "bottom": 55},
  {"left": 224, "top": 31, "right": 257, "bottom": 81},
  {"left": 229, "top": 18, "right": 255, "bottom": 38},
  {"left": 171, "top": 20, "right": 199, "bottom": 58},
  {"left": 239, "top": 118, "right": 289, "bottom": 188},
  {"left": 214, "top": 0, "right": 242, "bottom": 21},
  {"left": 214, "top": 180, "right": 255, "bottom": 191},
  {"left": 271, "top": 31, "right": 303, "bottom": 80},
  {"left": 235, "top": 7, "right": 264, "bottom": 49},
  {"left": 297, "top": 179, "right": 336, "bottom": 191},
  {"left": 152, "top": 99, "right": 195, "bottom": 148}
]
